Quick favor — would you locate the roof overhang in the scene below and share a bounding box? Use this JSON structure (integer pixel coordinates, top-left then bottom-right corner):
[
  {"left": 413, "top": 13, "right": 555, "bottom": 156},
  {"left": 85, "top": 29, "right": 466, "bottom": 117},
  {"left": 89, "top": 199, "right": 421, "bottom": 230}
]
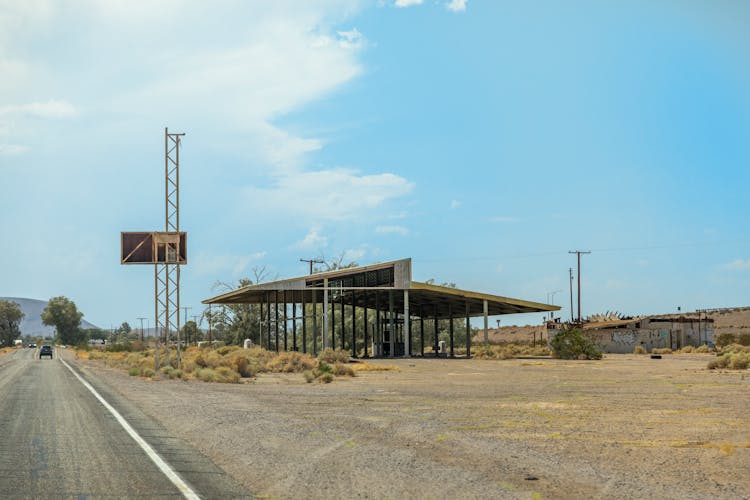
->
[{"left": 202, "top": 259, "right": 559, "bottom": 319}]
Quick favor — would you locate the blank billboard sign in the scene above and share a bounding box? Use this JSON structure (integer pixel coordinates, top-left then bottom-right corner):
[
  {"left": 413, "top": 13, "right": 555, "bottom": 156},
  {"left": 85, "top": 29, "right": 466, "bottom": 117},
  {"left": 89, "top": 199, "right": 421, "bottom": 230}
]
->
[{"left": 121, "top": 232, "right": 187, "bottom": 264}]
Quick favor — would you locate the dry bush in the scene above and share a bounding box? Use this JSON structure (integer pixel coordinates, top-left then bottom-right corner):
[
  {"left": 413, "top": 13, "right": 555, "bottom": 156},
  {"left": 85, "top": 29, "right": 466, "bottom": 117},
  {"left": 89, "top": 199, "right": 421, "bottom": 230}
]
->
[
  {"left": 720, "top": 344, "right": 750, "bottom": 355},
  {"left": 216, "top": 345, "right": 240, "bottom": 356},
  {"left": 303, "top": 370, "right": 314, "bottom": 383},
  {"left": 351, "top": 362, "right": 398, "bottom": 372},
  {"left": 708, "top": 351, "right": 750, "bottom": 370},
  {"left": 332, "top": 362, "right": 356, "bottom": 377},
  {"left": 693, "top": 344, "right": 711, "bottom": 353},
  {"left": 677, "top": 346, "right": 694, "bottom": 354},
  {"left": 651, "top": 348, "right": 673, "bottom": 355},
  {"left": 265, "top": 351, "right": 317, "bottom": 373},
  {"left": 318, "top": 348, "right": 350, "bottom": 364},
  {"left": 473, "top": 343, "right": 551, "bottom": 360},
  {"left": 318, "top": 372, "right": 334, "bottom": 383},
  {"left": 633, "top": 345, "right": 646, "bottom": 355}
]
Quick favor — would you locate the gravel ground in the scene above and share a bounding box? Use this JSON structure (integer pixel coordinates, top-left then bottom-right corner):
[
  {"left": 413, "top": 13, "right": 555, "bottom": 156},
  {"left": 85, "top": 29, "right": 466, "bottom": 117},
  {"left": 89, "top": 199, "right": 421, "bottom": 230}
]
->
[{"left": 68, "top": 352, "right": 750, "bottom": 499}]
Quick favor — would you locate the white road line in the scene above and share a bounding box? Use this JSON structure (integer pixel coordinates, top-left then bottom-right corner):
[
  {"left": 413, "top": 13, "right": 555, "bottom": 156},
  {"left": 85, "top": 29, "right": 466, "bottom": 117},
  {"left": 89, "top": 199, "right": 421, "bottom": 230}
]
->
[{"left": 60, "top": 359, "right": 201, "bottom": 500}]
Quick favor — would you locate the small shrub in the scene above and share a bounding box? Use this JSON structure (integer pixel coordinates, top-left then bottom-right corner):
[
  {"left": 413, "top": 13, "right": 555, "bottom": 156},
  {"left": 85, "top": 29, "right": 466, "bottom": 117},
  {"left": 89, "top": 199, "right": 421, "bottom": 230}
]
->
[
  {"left": 303, "top": 370, "right": 314, "bottom": 383},
  {"left": 652, "top": 348, "right": 673, "bottom": 355},
  {"left": 170, "top": 369, "right": 183, "bottom": 379},
  {"left": 738, "top": 333, "right": 750, "bottom": 346},
  {"left": 318, "top": 372, "right": 334, "bottom": 384},
  {"left": 216, "top": 345, "right": 239, "bottom": 356},
  {"left": 634, "top": 345, "right": 646, "bottom": 355},
  {"left": 708, "top": 352, "right": 750, "bottom": 370},
  {"left": 677, "top": 346, "right": 694, "bottom": 354},
  {"left": 128, "top": 367, "right": 140, "bottom": 376},
  {"left": 716, "top": 333, "right": 737, "bottom": 347},
  {"left": 197, "top": 368, "right": 217, "bottom": 382},
  {"left": 266, "top": 351, "right": 317, "bottom": 373},
  {"left": 317, "top": 361, "right": 333, "bottom": 374},
  {"left": 694, "top": 344, "right": 711, "bottom": 354},
  {"left": 215, "top": 366, "right": 240, "bottom": 383},
  {"left": 318, "top": 348, "right": 350, "bottom": 364},
  {"left": 332, "top": 362, "right": 356, "bottom": 377},
  {"left": 142, "top": 368, "right": 155, "bottom": 378},
  {"left": 550, "top": 328, "right": 602, "bottom": 360}
]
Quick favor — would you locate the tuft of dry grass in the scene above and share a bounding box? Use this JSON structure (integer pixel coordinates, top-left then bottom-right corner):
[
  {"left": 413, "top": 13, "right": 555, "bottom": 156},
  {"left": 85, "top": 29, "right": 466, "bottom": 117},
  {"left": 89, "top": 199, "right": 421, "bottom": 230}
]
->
[
  {"left": 707, "top": 351, "right": 750, "bottom": 370},
  {"left": 317, "top": 348, "right": 350, "bottom": 364},
  {"left": 332, "top": 362, "right": 356, "bottom": 377},
  {"left": 473, "top": 343, "right": 551, "bottom": 360},
  {"left": 651, "top": 348, "right": 673, "bottom": 355},
  {"left": 633, "top": 345, "right": 646, "bottom": 355},
  {"left": 351, "top": 362, "right": 399, "bottom": 372},
  {"left": 78, "top": 344, "right": 367, "bottom": 384}
]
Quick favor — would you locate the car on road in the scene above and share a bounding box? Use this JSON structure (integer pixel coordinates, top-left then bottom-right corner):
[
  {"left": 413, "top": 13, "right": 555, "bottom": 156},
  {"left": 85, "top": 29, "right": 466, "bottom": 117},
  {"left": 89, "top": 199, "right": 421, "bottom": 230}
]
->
[
  {"left": 39, "top": 345, "right": 53, "bottom": 359},
  {"left": 28, "top": 343, "right": 37, "bottom": 348}
]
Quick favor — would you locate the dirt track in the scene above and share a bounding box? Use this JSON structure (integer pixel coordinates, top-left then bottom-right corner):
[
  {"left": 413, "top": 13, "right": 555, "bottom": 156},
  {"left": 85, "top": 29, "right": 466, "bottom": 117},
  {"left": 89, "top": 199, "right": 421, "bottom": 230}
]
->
[{"left": 74, "top": 353, "right": 750, "bottom": 499}]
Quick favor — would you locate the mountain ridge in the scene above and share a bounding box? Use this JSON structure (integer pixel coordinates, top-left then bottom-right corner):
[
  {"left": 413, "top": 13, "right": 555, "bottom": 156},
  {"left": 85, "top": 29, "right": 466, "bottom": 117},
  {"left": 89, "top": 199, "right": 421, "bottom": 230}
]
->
[{"left": 0, "top": 297, "right": 100, "bottom": 337}]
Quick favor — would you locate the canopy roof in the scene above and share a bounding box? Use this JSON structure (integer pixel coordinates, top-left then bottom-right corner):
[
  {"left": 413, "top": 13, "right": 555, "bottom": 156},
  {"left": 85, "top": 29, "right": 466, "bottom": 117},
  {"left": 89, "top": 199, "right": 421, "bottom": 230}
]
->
[{"left": 203, "top": 258, "right": 559, "bottom": 320}]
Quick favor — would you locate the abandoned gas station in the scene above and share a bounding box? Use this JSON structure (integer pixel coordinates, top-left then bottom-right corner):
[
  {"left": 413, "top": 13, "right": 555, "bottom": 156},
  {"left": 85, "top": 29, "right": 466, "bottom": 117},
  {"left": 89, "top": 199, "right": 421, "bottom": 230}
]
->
[{"left": 203, "top": 258, "right": 558, "bottom": 358}]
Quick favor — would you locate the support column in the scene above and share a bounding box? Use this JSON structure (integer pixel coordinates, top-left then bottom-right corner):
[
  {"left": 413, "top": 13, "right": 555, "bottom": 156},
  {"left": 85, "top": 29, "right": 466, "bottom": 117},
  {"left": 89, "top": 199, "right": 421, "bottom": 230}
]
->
[
  {"left": 352, "top": 291, "right": 357, "bottom": 357},
  {"left": 275, "top": 291, "right": 279, "bottom": 352},
  {"left": 259, "top": 302, "right": 264, "bottom": 348},
  {"left": 449, "top": 304, "right": 454, "bottom": 357},
  {"left": 292, "top": 299, "right": 297, "bottom": 351},
  {"left": 283, "top": 290, "right": 288, "bottom": 351},
  {"left": 331, "top": 288, "right": 336, "bottom": 350},
  {"left": 323, "top": 278, "right": 329, "bottom": 350},
  {"left": 388, "top": 291, "right": 395, "bottom": 358},
  {"left": 403, "top": 289, "right": 410, "bottom": 358},
  {"left": 465, "top": 301, "right": 471, "bottom": 358},
  {"left": 312, "top": 289, "right": 318, "bottom": 355},
  {"left": 341, "top": 291, "right": 346, "bottom": 351},
  {"left": 483, "top": 299, "right": 489, "bottom": 348},
  {"left": 433, "top": 305, "right": 439, "bottom": 356},
  {"left": 375, "top": 292, "right": 381, "bottom": 357},
  {"left": 363, "top": 297, "right": 369, "bottom": 358},
  {"left": 266, "top": 292, "right": 272, "bottom": 350},
  {"left": 301, "top": 292, "right": 307, "bottom": 353},
  {"left": 420, "top": 306, "right": 425, "bottom": 357}
]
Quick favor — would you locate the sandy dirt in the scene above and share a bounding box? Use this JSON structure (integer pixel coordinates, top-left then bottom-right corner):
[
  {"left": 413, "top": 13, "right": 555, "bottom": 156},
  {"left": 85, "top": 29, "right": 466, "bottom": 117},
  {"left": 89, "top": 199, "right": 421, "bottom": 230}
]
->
[{"left": 71, "top": 353, "right": 750, "bottom": 499}]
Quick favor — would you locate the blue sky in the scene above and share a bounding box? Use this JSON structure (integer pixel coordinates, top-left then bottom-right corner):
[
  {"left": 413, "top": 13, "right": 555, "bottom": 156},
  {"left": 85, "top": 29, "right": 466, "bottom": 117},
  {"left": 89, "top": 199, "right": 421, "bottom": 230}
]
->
[{"left": 1, "top": 0, "right": 749, "bottom": 329}]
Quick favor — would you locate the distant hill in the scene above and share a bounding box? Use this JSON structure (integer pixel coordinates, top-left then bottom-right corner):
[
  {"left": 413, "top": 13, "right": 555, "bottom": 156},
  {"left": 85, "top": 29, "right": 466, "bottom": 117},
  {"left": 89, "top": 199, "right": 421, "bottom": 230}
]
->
[{"left": 0, "top": 297, "right": 100, "bottom": 337}]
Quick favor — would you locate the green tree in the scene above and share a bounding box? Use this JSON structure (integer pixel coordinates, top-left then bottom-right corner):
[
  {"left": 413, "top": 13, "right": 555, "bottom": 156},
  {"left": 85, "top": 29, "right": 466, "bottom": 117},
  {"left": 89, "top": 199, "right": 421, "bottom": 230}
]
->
[
  {"left": 550, "top": 328, "right": 602, "bottom": 360},
  {"left": 0, "top": 300, "right": 25, "bottom": 347},
  {"left": 180, "top": 320, "right": 201, "bottom": 344},
  {"left": 41, "top": 296, "right": 84, "bottom": 345},
  {"left": 118, "top": 321, "right": 132, "bottom": 336}
]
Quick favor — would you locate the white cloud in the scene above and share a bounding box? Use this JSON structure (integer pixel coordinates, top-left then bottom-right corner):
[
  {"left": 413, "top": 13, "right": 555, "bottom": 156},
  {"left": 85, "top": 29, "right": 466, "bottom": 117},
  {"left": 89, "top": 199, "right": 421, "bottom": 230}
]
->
[
  {"left": 725, "top": 259, "right": 750, "bottom": 271},
  {"left": 375, "top": 225, "right": 409, "bottom": 235},
  {"left": 446, "top": 0, "right": 467, "bottom": 12},
  {"left": 395, "top": 0, "right": 423, "bottom": 7},
  {"left": 450, "top": 199, "right": 461, "bottom": 209},
  {"left": 0, "top": 99, "right": 77, "bottom": 119},
  {"left": 0, "top": 144, "right": 28, "bottom": 155},
  {"left": 343, "top": 248, "right": 367, "bottom": 262},
  {"left": 246, "top": 168, "right": 414, "bottom": 221},
  {"left": 193, "top": 251, "right": 267, "bottom": 277},
  {"left": 489, "top": 216, "right": 518, "bottom": 223},
  {"left": 296, "top": 226, "right": 328, "bottom": 250},
  {"left": 337, "top": 28, "right": 365, "bottom": 49}
]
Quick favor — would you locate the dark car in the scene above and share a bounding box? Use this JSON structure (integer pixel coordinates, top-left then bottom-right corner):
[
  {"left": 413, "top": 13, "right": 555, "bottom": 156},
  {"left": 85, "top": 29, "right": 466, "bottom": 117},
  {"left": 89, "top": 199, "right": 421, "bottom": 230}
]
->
[{"left": 39, "top": 345, "right": 53, "bottom": 359}]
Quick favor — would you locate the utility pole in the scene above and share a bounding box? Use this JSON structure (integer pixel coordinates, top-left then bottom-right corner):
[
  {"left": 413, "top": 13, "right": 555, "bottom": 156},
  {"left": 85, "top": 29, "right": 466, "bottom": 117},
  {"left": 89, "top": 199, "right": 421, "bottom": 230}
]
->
[
  {"left": 137, "top": 317, "right": 147, "bottom": 342},
  {"left": 568, "top": 250, "right": 591, "bottom": 323},
  {"left": 182, "top": 306, "right": 191, "bottom": 345},
  {"left": 300, "top": 258, "right": 324, "bottom": 275},
  {"left": 546, "top": 290, "right": 562, "bottom": 320},
  {"left": 569, "top": 268, "right": 574, "bottom": 323}
]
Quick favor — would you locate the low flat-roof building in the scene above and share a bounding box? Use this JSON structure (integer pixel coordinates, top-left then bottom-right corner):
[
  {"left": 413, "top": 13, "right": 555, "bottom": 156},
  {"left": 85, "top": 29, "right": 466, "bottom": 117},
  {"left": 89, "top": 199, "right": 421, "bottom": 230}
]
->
[{"left": 203, "top": 258, "right": 558, "bottom": 358}]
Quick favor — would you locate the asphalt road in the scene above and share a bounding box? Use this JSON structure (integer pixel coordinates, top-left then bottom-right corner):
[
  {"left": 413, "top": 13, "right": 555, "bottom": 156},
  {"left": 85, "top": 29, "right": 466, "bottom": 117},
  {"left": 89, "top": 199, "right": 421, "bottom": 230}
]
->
[{"left": 0, "top": 347, "right": 251, "bottom": 499}]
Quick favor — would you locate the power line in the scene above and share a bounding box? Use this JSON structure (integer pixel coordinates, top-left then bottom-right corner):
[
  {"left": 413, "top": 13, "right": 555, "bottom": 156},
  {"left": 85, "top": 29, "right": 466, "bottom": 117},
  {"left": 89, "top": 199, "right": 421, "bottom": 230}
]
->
[
  {"left": 569, "top": 250, "right": 591, "bottom": 323},
  {"left": 300, "top": 258, "right": 324, "bottom": 275}
]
